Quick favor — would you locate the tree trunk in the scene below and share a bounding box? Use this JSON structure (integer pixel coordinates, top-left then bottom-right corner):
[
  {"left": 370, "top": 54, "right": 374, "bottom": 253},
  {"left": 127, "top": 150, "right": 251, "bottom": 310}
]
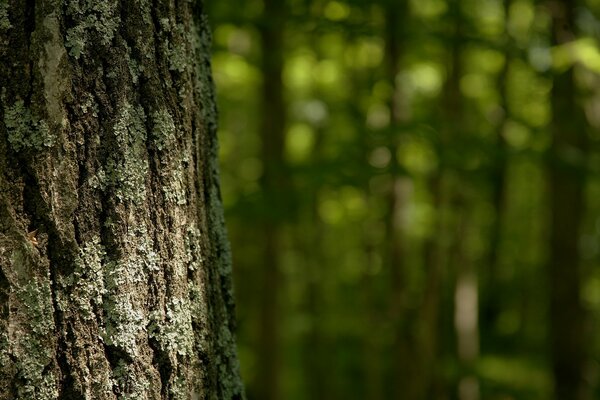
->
[
  {"left": 0, "top": 1, "right": 244, "bottom": 399},
  {"left": 481, "top": 0, "right": 511, "bottom": 338},
  {"left": 442, "top": 2, "right": 480, "bottom": 398},
  {"left": 548, "top": 0, "right": 588, "bottom": 398},
  {"left": 254, "top": 1, "right": 286, "bottom": 399},
  {"left": 380, "top": 2, "right": 418, "bottom": 398}
]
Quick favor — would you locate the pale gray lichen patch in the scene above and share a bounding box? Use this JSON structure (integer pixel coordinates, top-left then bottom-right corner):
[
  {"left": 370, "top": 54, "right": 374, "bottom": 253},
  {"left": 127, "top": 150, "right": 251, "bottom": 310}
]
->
[
  {"left": 162, "top": 160, "right": 187, "bottom": 205},
  {"left": 16, "top": 278, "right": 55, "bottom": 339},
  {"left": 56, "top": 236, "right": 106, "bottom": 320},
  {"left": 124, "top": 224, "right": 160, "bottom": 273},
  {"left": 124, "top": 44, "right": 143, "bottom": 84},
  {"left": 185, "top": 224, "right": 203, "bottom": 272},
  {"left": 158, "top": 19, "right": 189, "bottom": 73},
  {"left": 12, "top": 278, "right": 59, "bottom": 400},
  {"left": 102, "top": 289, "right": 145, "bottom": 358},
  {"left": 64, "top": 24, "right": 85, "bottom": 59},
  {"left": 79, "top": 93, "right": 98, "bottom": 116},
  {"left": 113, "top": 102, "right": 146, "bottom": 147},
  {"left": 150, "top": 109, "right": 176, "bottom": 151},
  {"left": 64, "top": 0, "right": 120, "bottom": 59},
  {"left": 102, "top": 288, "right": 146, "bottom": 358},
  {"left": 168, "top": 24, "right": 189, "bottom": 73},
  {"left": 2, "top": 99, "right": 55, "bottom": 152},
  {"left": 149, "top": 297, "right": 194, "bottom": 358},
  {"left": 170, "top": 375, "right": 191, "bottom": 399},
  {"left": 151, "top": 108, "right": 189, "bottom": 204},
  {"left": 0, "top": 330, "right": 10, "bottom": 375},
  {"left": 111, "top": 359, "right": 151, "bottom": 400},
  {"left": 0, "top": 1, "right": 11, "bottom": 30},
  {"left": 147, "top": 293, "right": 198, "bottom": 398},
  {"left": 158, "top": 17, "right": 170, "bottom": 31},
  {"left": 106, "top": 102, "right": 149, "bottom": 204},
  {"left": 87, "top": 167, "right": 106, "bottom": 190},
  {"left": 102, "top": 225, "right": 158, "bottom": 357}
]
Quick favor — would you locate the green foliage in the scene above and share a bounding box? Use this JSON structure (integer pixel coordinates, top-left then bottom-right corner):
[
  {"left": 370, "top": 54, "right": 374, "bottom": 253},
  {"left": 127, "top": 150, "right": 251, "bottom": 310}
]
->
[{"left": 210, "top": 0, "right": 600, "bottom": 398}]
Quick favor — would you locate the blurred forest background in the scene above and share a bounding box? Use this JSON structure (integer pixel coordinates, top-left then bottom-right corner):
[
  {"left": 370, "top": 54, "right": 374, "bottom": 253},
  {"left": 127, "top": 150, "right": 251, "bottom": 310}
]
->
[{"left": 207, "top": 0, "right": 600, "bottom": 399}]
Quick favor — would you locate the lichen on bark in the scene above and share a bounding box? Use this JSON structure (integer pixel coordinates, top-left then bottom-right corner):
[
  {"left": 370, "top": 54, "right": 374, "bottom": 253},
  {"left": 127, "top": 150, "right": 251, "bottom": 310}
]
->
[
  {"left": 2, "top": 97, "right": 55, "bottom": 151},
  {"left": 0, "top": 1, "right": 10, "bottom": 31}
]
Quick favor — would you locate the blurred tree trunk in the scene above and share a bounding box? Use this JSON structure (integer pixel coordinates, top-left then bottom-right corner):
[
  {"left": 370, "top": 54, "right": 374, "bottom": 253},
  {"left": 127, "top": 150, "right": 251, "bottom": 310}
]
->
[
  {"left": 255, "top": 1, "right": 287, "bottom": 399},
  {"left": 301, "top": 124, "right": 332, "bottom": 400},
  {"left": 350, "top": 53, "right": 384, "bottom": 400},
  {"left": 548, "top": 0, "right": 589, "bottom": 398},
  {"left": 0, "top": 1, "right": 244, "bottom": 399},
  {"left": 381, "top": 1, "right": 419, "bottom": 398},
  {"left": 482, "top": 0, "right": 511, "bottom": 337},
  {"left": 420, "top": 173, "right": 446, "bottom": 399},
  {"left": 443, "top": 2, "right": 480, "bottom": 399}
]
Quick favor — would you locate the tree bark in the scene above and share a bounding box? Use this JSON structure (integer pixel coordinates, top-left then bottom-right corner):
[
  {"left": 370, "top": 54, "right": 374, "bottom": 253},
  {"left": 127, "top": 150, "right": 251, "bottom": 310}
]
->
[{"left": 0, "top": 1, "right": 244, "bottom": 399}]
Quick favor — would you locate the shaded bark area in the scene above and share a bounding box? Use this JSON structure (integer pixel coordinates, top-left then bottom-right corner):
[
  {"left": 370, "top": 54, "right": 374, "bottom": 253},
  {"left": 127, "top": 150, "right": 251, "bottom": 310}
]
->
[
  {"left": 548, "top": 0, "right": 588, "bottom": 398},
  {"left": 0, "top": 0, "right": 244, "bottom": 399}
]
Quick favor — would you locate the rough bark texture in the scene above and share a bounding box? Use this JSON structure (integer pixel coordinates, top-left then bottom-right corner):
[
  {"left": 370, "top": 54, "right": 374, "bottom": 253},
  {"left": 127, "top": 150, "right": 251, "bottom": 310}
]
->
[{"left": 0, "top": 0, "right": 244, "bottom": 399}]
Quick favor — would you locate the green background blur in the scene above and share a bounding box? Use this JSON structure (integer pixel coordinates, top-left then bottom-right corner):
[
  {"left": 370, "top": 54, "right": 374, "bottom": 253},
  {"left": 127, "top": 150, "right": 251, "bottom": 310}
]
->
[{"left": 208, "top": 0, "right": 600, "bottom": 399}]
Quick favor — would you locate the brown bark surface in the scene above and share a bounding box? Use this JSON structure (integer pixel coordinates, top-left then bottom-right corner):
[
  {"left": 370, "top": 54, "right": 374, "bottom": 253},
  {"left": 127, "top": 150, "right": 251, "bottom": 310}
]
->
[{"left": 0, "top": 1, "right": 244, "bottom": 399}]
